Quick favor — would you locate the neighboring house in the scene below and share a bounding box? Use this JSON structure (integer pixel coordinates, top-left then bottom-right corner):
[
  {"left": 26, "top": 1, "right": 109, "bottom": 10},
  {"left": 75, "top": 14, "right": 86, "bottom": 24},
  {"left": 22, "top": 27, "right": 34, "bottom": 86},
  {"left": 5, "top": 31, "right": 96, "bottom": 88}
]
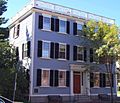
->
[{"left": 9, "top": 0, "right": 117, "bottom": 102}]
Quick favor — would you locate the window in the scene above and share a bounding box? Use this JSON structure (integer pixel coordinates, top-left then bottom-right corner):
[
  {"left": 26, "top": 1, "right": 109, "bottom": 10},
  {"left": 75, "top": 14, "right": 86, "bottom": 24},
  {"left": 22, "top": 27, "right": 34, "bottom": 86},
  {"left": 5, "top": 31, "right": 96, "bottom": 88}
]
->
[
  {"left": 43, "top": 17, "right": 51, "bottom": 30},
  {"left": 42, "top": 70, "right": 50, "bottom": 86},
  {"left": 59, "top": 71, "right": 66, "bottom": 86},
  {"left": 13, "top": 24, "right": 20, "bottom": 38},
  {"left": 106, "top": 73, "right": 110, "bottom": 87},
  {"left": 77, "top": 23, "right": 83, "bottom": 35},
  {"left": 59, "top": 44, "right": 66, "bottom": 59},
  {"left": 23, "top": 43, "right": 27, "bottom": 58},
  {"left": 93, "top": 73, "right": 100, "bottom": 87},
  {"left": 77, "top": 46, "right": 84, "bottom": 61},
  {"left": 59, "top": 20, "right": 66, "bottom": 33},
  {"left": 42, "top": 42, "right": 50, "bottom": 58}
]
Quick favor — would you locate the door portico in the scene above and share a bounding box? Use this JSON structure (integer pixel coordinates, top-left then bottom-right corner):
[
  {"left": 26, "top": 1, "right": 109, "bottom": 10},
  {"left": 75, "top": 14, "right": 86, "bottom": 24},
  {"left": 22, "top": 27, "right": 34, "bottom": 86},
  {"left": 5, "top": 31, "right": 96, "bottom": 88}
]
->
[{"left": 70, "top": 64, "right": 90, "bottom": 95}]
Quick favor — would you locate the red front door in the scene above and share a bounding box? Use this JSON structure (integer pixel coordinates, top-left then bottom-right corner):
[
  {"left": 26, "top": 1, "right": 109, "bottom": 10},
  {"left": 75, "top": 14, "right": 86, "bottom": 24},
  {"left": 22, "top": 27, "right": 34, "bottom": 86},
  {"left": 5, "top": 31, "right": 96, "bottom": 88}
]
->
[{"left": 73, "top": 72, "right": 81, "bottom": 94}]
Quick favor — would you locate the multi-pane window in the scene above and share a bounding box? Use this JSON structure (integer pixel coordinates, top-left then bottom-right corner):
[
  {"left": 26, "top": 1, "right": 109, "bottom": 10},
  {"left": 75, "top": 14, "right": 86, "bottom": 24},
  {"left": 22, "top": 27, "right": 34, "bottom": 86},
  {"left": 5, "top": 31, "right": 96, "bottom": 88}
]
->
[
  {"left": 106, "top": 73, "right": 110, "bottom": 87},
  {"left": 42, "top": 42, "right": 50, "bottom": 58},
  {"left": 59, "top": 20, "right": 66, "bottom": 33},
  {"left": 77, "top": 46, "right": 84, "bottom": 61},
  {"left": 42, "top": 70, "right": 50, "bottom": 86},
  {"left": 59, "top": 44, "right": 66, "bottom": 59},
  {"left": 77, "top": 23, "right": 83, "bottom": 35},
  {"left": 43, "top": 17, "right": 51, "bottom": 30},
  {"left": 59, "top": 71, "right": 66, "bottom": 86},
  {"left": 94, "top": 73, "right": 100, "bottom": 87},
  {"left": 23, "top": 43, "right": 27, "bottom": 58},
  {"left": 13, "top": 24, "right": 20, "bottom": 38}
]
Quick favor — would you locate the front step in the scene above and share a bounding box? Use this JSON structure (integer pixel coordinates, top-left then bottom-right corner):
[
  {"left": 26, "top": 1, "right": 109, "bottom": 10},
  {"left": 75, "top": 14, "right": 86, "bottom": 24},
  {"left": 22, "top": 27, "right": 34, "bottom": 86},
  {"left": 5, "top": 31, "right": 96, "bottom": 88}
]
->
[{"left": 74, "top": 95, "right": 91, "bottom": 103}]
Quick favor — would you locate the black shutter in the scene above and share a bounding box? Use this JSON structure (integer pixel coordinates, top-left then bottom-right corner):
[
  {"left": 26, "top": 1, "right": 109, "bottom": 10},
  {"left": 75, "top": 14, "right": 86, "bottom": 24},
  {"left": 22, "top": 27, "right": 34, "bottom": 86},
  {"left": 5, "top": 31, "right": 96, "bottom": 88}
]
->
[
  {"left": 27, "top": 41, "right": 31, "bottom": 58},
  {"left": 55, "top": 70, "right": 58, "bottom": 86},
  {"left": 17, "top": 24, "right": 20, "bottom": 36},
  {"left": 50, "top": 42, "right": 54, "bottom": 59},
  {"left": 38, "top": 41, "right": 42, "bottom": 57},
  {"left": 37, "top": 69, "right": 41, "bottom": 86},
  {"left": 66, "top": 71, "right": 70, "bottom": 87},
  {"left": 90, "top": 48, "right": 93, "bottom": 62},
  {"left": 55, "top": 43, "right": 59, "bottom": 59},
  {"left": 66, "top": 44, "right": 70, "bottom": 60},
  {"left": 112, "top": 74, "right": 114, "bottom": 87},
  {"left": 90, "top": 73, "right": 94, "bottom": 87},
  {"left": 16, "top": 47, "right": 19, "bottom": 61},
  {"left": 50, "top": 70, "right": 54, "bottom": 86},
  {"left": 22, "top": 44, "right": 24, "bottom": 59},
  {"left": 84, "top": 47, "right": 87, "bottom": 62},
  {"left": 51, "top": 18, "right": 55, "bottom": 31},
  {"left": 67, "top": 21, "right": 70, "bottom": 34},
  {"left": 73, "top": 46, "right": 77, "bottom": 61},
  {"left": 55, "top": 19, "right": 59, "bottom": 32},
  {"left": 38, "top": 15, "right": 43, "bottom": 29},
  {"left": 103, "top": 73, "right": 106, "bottom": 87},
  {"left": 100, "top": 73, "right": 103, "bottom": 87},
  {"left": 73, "top": 22, "right": 77, "bottom": 35}
]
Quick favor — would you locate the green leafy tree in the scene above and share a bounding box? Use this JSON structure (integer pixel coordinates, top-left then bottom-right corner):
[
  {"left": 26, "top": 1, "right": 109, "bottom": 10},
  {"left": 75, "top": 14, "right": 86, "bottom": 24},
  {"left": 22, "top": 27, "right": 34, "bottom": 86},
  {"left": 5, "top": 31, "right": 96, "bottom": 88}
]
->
[
  {"left": 0, "top": 0, "right": 8, "bottom": 25},
  {"left": 0, "top": 0, "right": 29, "bottom": 102},
  {"left": 0, "top": 41, "right": 15, "bottom": 100},
  {"left": 83, "top": 20, "right": 120, "bottom": 103}
]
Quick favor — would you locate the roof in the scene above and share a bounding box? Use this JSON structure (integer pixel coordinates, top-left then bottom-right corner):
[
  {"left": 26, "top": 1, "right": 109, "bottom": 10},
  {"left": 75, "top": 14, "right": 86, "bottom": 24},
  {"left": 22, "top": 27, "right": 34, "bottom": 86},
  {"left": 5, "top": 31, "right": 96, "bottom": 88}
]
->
[{"left": 9, "top": 0, "right": 115, "bottom": 27}]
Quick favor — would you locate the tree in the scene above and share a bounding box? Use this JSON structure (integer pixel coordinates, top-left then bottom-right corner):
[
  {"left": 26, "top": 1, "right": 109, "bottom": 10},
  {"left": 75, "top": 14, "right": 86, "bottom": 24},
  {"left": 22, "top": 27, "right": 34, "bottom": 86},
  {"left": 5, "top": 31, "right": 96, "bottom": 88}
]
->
[
  {"left": 0, "top": 0, "right": 8, "bottom": 25},
  {"left": 0, "top": 0, "right": 29, "bottom": 102},
  {"left": 0, "top": 41, "right": 29, "bottom": 102},
  {"left": 82, "top": 20, "right": 120, "bottom": 103}
]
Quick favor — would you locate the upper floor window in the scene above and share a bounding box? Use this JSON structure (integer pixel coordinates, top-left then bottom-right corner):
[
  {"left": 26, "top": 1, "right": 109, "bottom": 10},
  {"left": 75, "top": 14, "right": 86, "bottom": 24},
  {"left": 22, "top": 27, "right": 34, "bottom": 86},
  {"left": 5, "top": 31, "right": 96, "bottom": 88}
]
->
[
  {"left": 42, "top": 42, "right": 50, "bottom": 58},
  {"left": 73, "top": 46, "right": 86, "bottom": 61},
  {"left": 59, "top": 71, "right": 66, "bottom": 86},
  {"left": 13, "top": 24, "right": 20, "bottom": 38},
  {"left": 77, "top": 23, "right": 83, "bottom": 35},
  {"left": 59, "top": 20, "right": 66, "bottom": 33},
  {"left": 43, "top": 17, "right": 51, "bottom": 30},
  {"left": 77, "top": 46, "right": 84, "bottom": 61},
  {"left": 59, "top": 44, "right": 66, "bottom": 59},
  {"left": 42, "top": 70, "right": 50, "bottom": 86}
]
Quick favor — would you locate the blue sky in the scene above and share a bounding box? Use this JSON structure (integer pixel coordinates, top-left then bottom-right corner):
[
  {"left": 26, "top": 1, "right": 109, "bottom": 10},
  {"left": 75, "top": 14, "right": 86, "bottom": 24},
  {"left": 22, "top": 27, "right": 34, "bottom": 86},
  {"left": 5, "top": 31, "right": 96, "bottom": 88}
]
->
[{"left": 2, "top": 0, "right": 120, "bottom": 27}]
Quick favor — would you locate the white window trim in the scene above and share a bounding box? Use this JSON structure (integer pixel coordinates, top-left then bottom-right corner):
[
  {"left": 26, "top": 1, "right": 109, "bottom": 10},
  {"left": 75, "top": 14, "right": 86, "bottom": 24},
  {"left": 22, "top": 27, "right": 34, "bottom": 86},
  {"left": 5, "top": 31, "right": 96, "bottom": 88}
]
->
[
  {"left": 59, "top": 18, "right": 67, "bottom": 34},
  {"left": 42, "top": 16, "right": 51, "bottom": 31},
  {"left": 42, "top": 14, "right": 51, "bottom": 18},
  {"left": 42, "top": 40, "right": 51, "bottom": 59},
  {"left": 58, "top": 17, "right": 67, "bottom": 21},
  {"left": 41, "top": 68, "right": 50, "bottom": 87},
  {"left": 13, "top": 24, "right": 20, "bottom": 39},
  {"left": 58, "top": 43, "right": 67, "bottom": 60},
  {"left": 58, "top": 69, "right": 67, "bottom": 87}
]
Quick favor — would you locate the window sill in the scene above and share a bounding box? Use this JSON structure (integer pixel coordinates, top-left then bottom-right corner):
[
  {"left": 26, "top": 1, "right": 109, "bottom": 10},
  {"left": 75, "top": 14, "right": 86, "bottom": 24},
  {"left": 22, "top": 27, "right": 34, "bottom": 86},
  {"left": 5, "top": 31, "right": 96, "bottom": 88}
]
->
[
  {"left": 58, "top": 86, "right": 67, "bottom": 88},
  {"left": 40, "top": 57, "right": 51, "bottom": 60},
  {"left": 58, "top": 32, "right": 67, "bottom": 35},
  {"left": 40, "top": 86, "right": 50, "bottom": 87},
  {"left": 76, "top": 60, "right": 84, "bottom": 62},
  {"left": 41, "top": 29, "right": 52, "bottom": 32},
  {"left": 91, "top": 87, "right": 100, "bottom": 88},
  {"left": 57, "top": 58, "right": 67, "bottom": 61},
  {"left": 105, "top": 87, "right": 110, "bottom": 88}
]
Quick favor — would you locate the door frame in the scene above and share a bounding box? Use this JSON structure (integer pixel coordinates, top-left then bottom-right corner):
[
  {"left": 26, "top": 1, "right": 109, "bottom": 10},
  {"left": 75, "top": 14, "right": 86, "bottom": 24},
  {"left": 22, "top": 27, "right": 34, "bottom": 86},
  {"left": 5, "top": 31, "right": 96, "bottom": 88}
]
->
[
  {"left": 71, "top": 71, "right": 82, "bottom": 95},
  {"left": 73, "top": 72, "right": 81, "bottom": 94}
]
